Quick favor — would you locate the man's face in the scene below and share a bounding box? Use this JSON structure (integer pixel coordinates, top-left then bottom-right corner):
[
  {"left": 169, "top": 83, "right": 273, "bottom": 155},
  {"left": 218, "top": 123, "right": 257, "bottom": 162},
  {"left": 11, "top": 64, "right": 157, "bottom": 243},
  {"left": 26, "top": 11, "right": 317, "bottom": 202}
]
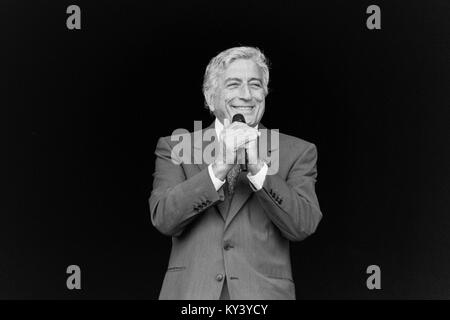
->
[{"left": 210, "top": 58, "right": 266, "bottom": 127}]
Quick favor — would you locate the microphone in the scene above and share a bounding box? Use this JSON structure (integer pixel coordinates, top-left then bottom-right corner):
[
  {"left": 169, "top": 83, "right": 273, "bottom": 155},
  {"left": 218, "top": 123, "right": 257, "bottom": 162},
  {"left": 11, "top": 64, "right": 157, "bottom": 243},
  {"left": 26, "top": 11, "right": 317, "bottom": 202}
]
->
[{"left": 231, "top": 114, "right": 248, "bottom": 171}]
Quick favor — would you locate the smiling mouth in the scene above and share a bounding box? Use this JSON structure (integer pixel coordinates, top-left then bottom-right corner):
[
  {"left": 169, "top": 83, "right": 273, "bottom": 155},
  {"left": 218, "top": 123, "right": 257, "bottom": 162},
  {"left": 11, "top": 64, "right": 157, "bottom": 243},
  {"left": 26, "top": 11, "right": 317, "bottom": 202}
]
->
[{"left": 230, "top": 105, "right": 255, "bottom": 112}]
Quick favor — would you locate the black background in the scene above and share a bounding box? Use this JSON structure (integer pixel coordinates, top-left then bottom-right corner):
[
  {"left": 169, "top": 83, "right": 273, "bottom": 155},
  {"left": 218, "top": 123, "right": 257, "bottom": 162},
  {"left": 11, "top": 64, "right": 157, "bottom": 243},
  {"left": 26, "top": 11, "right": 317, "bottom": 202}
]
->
[{"left": 2, "top": 0, "right": 450, "bottom": 299}]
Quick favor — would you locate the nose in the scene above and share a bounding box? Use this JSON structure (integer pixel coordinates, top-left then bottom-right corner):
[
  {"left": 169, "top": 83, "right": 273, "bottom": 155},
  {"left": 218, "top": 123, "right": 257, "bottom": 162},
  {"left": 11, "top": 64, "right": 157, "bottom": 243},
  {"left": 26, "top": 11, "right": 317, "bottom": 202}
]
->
[{"left": 238, "top": 84, "right": 252, "bottom": 100}]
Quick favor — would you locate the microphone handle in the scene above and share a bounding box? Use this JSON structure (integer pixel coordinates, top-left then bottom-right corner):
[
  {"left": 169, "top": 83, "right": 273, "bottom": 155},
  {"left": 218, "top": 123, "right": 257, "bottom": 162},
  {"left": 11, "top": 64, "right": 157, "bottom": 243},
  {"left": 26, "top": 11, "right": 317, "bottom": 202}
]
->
[
  {"left": 242, "top": 149, "right": 248, "bottom": 172},
  {"left": 231, "top": 113, "right": 248, "bottom": 171}
]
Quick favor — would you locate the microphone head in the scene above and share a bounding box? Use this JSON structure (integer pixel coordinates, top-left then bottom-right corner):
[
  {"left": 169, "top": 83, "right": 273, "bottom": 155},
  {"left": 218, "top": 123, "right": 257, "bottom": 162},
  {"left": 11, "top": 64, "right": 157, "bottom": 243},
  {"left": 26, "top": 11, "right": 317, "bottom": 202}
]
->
[{"left": 232, "top": 113, "right": 246, "bottom": 123}]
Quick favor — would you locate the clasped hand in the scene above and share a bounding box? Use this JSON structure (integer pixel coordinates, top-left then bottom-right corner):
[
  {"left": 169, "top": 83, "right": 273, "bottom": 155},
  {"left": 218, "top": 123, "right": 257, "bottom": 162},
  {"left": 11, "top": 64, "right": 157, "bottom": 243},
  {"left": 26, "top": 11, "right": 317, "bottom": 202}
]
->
[{"left": 212, "top": 118, "right": 264, "bottom": 180}]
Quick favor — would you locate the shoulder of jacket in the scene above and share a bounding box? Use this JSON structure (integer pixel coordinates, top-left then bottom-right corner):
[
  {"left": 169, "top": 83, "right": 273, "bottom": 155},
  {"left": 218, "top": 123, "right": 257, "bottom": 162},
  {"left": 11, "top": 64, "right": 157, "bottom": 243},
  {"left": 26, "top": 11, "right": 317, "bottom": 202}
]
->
[
  {"left": 277, "top": 131, "right": 315, "bottom": 152},
  {"left": 158, "top": 128, "right": 199, "bottom": 148}
]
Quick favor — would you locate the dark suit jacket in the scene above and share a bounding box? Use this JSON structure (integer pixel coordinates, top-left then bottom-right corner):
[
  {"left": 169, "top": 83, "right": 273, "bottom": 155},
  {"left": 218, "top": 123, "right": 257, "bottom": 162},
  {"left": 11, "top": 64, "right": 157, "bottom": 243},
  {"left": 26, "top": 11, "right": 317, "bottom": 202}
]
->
[{"left": 149, "top": 122, "right": 322, "bottom": 299}]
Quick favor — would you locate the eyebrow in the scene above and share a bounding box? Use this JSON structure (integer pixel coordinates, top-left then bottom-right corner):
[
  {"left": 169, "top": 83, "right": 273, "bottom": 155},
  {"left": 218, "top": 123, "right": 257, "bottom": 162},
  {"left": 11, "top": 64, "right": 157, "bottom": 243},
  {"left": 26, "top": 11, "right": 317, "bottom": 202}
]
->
[
  {"left": 224, "top": 78, "right": 242, "bottom": 84},
  {"left": 224, "top": 77, "right": 262, "bottom": 83}
]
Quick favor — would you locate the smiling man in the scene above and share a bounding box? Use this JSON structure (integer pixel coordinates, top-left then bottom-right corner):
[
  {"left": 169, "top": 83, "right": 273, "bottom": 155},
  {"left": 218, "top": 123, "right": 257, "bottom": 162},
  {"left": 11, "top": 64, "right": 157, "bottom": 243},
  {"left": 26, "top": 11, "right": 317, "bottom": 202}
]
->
[
  {"left": 209, "top": 58, "right": 265, "bottom": 127},
  {"left": 149, "top": 47, "right": 322, "bottom": 300}
]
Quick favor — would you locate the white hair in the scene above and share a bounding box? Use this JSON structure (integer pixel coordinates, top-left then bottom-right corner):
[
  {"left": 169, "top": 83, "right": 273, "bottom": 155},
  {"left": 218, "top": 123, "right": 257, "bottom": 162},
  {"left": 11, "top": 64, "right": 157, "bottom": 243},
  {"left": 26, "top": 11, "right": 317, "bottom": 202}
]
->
[{"left": 202, "top": 46, "right": 270, "bottom": 109}]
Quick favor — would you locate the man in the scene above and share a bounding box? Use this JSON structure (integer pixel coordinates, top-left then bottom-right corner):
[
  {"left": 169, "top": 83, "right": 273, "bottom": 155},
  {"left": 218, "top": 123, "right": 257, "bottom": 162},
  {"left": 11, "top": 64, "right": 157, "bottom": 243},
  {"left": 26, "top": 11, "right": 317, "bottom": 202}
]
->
[{"left": 149, "top": 47, "right": 322, "bottom": 300}]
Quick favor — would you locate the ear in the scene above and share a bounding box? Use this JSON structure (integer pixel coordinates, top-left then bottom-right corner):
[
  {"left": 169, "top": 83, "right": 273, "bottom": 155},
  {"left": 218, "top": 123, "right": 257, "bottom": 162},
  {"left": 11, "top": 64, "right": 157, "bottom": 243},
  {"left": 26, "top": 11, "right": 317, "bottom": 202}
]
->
[{"left": 206, "top": 93, "right": 215, "bottom": 112}]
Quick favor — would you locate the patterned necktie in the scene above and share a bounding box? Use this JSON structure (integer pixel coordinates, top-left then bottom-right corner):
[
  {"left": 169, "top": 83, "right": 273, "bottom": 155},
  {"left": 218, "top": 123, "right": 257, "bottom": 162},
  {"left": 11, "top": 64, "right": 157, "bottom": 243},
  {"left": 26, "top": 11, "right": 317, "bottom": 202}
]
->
[{"left": 226, "top": 164, "right": 241, "bottom": 197}]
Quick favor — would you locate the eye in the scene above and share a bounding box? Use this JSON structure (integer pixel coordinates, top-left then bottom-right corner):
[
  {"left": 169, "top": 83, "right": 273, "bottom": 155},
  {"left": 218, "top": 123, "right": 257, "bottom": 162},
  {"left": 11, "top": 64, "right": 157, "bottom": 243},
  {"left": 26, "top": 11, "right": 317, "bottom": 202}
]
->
[
  {"left": 227, "top": 83, "right": 239, "bottom": 88},
  {"left": 250, "top": 82, "right": 262, "bottom": 88}
]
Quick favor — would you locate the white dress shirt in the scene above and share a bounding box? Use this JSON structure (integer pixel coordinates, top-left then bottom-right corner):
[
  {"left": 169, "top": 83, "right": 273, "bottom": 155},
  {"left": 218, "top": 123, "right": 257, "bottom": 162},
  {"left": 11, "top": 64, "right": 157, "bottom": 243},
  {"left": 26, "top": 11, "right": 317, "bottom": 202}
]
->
[{"left": 208, "top": 118, "right": 268, "bottom": 191}]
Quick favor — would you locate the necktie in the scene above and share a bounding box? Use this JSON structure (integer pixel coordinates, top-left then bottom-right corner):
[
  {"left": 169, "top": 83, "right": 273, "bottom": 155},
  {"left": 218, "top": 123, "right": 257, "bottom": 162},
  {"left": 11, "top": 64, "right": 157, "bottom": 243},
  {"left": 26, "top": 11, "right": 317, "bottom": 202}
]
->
[{"left": 226, "top": 164, "right": 241, "bottom": 197}]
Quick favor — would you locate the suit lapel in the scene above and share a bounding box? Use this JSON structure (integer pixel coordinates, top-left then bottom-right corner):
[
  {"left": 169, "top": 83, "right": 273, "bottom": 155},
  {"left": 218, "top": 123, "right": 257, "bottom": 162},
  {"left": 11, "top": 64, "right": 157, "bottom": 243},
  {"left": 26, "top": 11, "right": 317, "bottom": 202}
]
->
[
  {"left": 216, "top": 184, "right": 231, "bottom": 220},
  {"left": 223, "top": 171, "right": 253, "bottom": 229}
]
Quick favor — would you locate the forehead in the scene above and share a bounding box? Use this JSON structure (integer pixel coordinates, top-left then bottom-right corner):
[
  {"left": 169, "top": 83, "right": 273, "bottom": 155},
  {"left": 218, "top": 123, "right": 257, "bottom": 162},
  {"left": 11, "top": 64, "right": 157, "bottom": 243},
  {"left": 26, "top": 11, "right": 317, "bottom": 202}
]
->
[{"left": 222, "top": 58, "right": 263, "bottom": 80}]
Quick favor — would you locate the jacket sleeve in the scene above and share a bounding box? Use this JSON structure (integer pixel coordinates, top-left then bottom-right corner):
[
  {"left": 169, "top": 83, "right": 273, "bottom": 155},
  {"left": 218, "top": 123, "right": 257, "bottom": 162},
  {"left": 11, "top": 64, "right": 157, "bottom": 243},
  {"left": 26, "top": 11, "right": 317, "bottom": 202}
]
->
[
  {"left": 255, "top": 142, "right": 322, "bottom": 241},
  {"left": 149, "top": 137, "right": 222, "bottom": 237}
]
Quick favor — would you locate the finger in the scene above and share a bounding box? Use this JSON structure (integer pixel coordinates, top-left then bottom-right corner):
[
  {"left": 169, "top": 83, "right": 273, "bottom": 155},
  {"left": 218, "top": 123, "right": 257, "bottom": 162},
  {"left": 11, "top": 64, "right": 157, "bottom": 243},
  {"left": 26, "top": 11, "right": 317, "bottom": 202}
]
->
[
  {"left": 246, "top": 133, "right": 259, "bottom": 142},
  {"left": 226, "top": 129, "right": 258, "bottom": 145},
  {"left": 228, "top": 135, "right": 247, "bottom": 150},
  {"left": 246, "top": 128, "right": 260, "bottom": 137},
  {"left": 240, "top": 129, "right": 259, "bottom": 140},
  {"left": 243, "top": 141, "right": 254, "bottom": 150},
  {"left": 236, "top": 134, "right": 258, "bottom": 149},
  {"left": 228, "top": 122, "right": 247, "bottom": 131},
  {"left": 225, "top": 134, "right": 245, "bottom": 149},
  {"left": 228, "top": 125, "right": 257, "bottom": 138}
]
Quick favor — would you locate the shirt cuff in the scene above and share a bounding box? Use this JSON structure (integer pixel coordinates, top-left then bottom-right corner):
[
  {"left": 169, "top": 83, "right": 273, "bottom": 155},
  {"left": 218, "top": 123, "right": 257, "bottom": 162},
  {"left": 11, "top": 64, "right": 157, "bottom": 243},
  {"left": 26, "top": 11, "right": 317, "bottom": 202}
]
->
[
  {"left": 208, "top": 163, "right": 226, "bottom": 191},
  {"left": 247, "top": 162, "right": 268, "bottom": 191}
]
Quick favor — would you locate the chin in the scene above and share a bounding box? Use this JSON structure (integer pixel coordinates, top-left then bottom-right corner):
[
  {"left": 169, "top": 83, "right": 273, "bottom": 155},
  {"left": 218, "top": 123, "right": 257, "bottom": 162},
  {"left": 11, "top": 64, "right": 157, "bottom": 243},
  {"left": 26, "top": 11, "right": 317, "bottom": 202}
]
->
[{"left": 246, "top": 117, "right": 257, "bottom": 125}]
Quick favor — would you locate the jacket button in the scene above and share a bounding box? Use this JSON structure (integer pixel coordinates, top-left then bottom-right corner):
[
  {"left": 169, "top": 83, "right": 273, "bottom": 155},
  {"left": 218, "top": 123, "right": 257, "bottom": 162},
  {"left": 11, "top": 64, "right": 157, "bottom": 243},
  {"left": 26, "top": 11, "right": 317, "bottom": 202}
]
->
[
  {"left": 223, "top": 241, "right": 233, "bottom": 251},
  {"left": 215, "top": 273, "right": 224, "bottom": 282}
]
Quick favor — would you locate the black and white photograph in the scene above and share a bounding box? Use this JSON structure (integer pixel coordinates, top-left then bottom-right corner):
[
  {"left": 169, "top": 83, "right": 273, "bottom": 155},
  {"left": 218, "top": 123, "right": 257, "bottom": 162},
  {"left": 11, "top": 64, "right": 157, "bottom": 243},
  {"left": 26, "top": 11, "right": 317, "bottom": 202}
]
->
[{"left": 2, "top": 0, "right": 450, "bottom": 307}]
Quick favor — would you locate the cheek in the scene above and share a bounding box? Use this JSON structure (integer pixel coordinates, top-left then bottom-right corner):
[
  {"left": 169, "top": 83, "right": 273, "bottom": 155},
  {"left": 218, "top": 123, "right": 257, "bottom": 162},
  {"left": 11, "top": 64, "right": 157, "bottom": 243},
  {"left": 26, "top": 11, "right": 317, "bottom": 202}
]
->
[
  {"left": 257, "top": 103, "right": 265, "bottom": 115},
  {"left": 215, "top": 96, "right": 228, "bottom": 110},
  {"left": 253, "top": 91, "right": 265, "bottom": 102},
  {"left": 223, "top": 91, "right": 238, "bottom": 102},
  {"left": 256, "top": 102, "right": 265, "bottom": 118}
]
